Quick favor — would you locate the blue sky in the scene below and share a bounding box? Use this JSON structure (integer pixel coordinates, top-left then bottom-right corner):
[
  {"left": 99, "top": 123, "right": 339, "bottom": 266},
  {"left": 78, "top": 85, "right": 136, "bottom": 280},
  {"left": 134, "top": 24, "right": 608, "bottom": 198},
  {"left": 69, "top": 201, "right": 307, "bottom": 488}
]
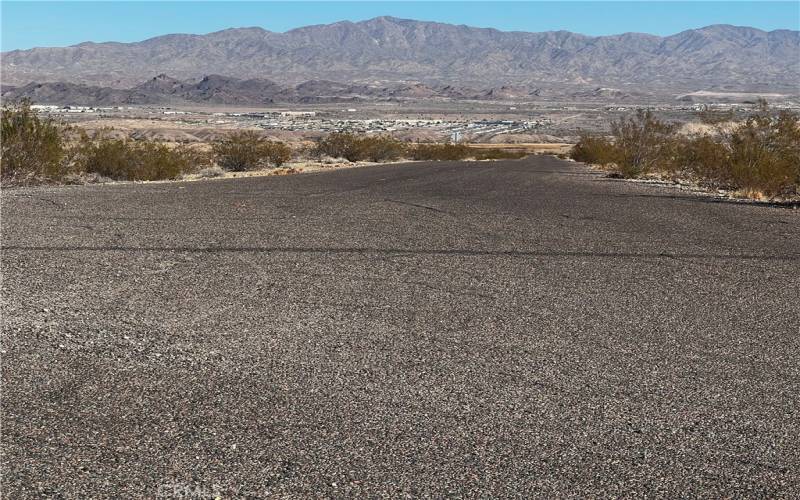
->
[{"left": 2, "top": 1, "right": 798, "bottom": 50}]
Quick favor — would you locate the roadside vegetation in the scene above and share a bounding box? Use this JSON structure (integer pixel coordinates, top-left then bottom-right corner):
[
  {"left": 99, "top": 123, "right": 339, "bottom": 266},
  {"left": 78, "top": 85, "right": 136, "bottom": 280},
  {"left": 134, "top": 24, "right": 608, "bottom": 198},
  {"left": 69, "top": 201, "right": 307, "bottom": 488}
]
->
[
  {"left": 570, "top": 102, "right": 800, "bottom": 198},
  {"left": 314, "top": 132, "right": 407, "bottom": 162},
  {"left": 1, "top": 99, "right": 69, "bottom": 184},
  {"left": 315, "top": 132, "right": 526, "bottom": 162},
  {"left": 1, "top": 100, "right": 212, "bottom": 184},
  {"left": 212, "top": 130, "right": 291, "bottom": 171},
  {"left": 3, "top": 100, "right": 531, "bottom": 187},
  {"left": 0, "top": 100, "right": 299, "bottom": 185},
  {"left": 74, "top": 131, "right": 212, "bottom": 181},
  {"left": 410, "top": 143, "right": 526, "bottom": 161}
]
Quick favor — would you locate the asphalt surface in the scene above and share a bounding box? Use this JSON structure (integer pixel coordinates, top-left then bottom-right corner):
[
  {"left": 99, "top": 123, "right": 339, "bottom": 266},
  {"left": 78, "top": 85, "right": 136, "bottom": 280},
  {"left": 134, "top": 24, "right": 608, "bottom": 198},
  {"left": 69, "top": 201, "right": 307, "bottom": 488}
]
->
[{"left": 2, "top": 156, "right": 799, "bottom": 498}]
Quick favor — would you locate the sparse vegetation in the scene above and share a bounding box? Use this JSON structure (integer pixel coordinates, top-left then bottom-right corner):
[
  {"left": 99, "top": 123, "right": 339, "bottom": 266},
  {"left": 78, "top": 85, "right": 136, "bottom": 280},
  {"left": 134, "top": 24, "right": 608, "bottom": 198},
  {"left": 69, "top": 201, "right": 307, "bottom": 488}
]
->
[
  {"left": 0, "top": 100, "right": 211, "bottom": 185},
  {"left": 610, "top": 110, "right": 678, "bottom": 178},
  {"left": 313, "top": 134, "right": 530, "bottom": 162},
  {"left": 13, "top": 96, "right": 794, "bottom": 200},
  {"left": 196, "top": 165, "right": 226, "bottom": 178},
  {"left": 472, "top": 148, "right": 527, "bottom": 161},
  {"left": 410, "top": 143, "right": 526, "bottom": 161},
  {"left": 0, "top": 105, "right": 533, "bottom": 187},
  {"left": 410, "top": 143, "right": 470, "bottom": 161},
  {"left": 697, "top": 108, "right": 736, "bottom": 125},
  {"left": 212, "top": 130, "right": 292, "bottom": 171},
  {"left": 265, "top": 141, "right": 292, "bottom": 167},
  {"left": 1, "top": 99, "right": 69, "bottom": 183},
  {"left": 568, "top": 134, "right": 617, "bottom": 167},
  {"left": 360, "top": 135, "right": 407, "bottom": 162},
  {"left": 314, "top": 132, "right": 406, "bottom": 162},
  {"left": 314, "top": 132, "right": 363, "bottom": 161},
  {"left": 74, "top": 132, "right": 206, "bottom": 181},
  {"left": 571, "top": 103, "right": 800, "bottom": 198}
]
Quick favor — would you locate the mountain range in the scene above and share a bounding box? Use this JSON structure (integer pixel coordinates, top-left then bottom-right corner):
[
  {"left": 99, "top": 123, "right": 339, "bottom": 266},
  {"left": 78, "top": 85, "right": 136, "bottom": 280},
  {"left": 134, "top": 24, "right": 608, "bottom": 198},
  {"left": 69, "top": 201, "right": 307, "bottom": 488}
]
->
[{"left": 2, "top": 17, "right": 798, "bottom": 91}]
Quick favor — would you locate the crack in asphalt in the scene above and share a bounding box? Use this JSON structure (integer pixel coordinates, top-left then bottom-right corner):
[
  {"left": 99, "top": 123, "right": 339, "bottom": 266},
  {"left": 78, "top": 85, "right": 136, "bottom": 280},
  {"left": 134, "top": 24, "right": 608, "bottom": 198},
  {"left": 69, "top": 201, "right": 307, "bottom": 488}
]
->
[{"left": 384, "top": 198, "right": 451, "bottom": 214}]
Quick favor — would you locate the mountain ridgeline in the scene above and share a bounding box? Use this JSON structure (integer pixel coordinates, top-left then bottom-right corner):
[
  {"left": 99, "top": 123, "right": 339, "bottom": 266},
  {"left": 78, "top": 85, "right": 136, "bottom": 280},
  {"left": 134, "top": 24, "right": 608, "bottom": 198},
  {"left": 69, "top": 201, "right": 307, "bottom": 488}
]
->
[
  {"left": 0, "top": 75, "right": 550, "bottom": 106},
  {"left": 2, "top": 17, "right": 798, "bottom": 91}
]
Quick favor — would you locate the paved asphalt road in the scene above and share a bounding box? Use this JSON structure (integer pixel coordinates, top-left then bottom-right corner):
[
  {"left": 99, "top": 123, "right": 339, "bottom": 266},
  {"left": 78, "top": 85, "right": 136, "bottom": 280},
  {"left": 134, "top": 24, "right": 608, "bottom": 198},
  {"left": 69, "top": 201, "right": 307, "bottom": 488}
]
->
[{"left": 2, "top": 156, "right": 799, "bottom": 498}]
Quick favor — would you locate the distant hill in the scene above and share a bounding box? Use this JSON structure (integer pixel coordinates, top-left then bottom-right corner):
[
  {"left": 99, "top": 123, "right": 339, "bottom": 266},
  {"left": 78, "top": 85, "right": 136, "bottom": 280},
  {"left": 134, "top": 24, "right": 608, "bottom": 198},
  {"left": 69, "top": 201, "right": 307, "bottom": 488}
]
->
[
  {"left": 2, "top": 17, "right": 798, "bottom": 90},
  {"left": 0, "top": 75, "right": 552, "bottom": 105}
]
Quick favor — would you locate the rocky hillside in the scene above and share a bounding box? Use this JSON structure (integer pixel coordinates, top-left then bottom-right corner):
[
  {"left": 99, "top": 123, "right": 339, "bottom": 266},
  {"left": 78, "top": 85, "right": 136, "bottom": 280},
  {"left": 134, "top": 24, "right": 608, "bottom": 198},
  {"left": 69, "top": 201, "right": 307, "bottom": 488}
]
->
[
  {"left": 3, "top": 17, "right": 797, "bottom": 89},
  {"left": 1, "top": 74, "right": 558, "bottom": 105}
]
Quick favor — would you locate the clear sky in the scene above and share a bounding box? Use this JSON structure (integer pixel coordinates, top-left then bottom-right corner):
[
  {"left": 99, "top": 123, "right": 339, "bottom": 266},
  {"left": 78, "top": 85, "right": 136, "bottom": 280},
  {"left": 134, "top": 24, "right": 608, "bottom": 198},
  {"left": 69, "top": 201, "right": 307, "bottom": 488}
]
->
[{"left": 2, "top": 1, "right": 798, "bottom": 51}]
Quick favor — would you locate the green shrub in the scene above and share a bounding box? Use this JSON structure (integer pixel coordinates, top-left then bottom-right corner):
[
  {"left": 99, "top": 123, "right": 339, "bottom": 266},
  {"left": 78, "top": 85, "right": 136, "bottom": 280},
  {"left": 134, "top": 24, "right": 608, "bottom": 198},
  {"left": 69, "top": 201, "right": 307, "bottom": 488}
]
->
[
  {"left": 1, "top": 99, "right": 68, "bottom": 183},
  {"left": 360, "top": 135, "right": 407, "bottom": 162},
  {"left": 134, "top": 142, "right": 203, "bottom": 181},
  {"left": 213, "top": 131, "right": 292, "bottom": 171},
  {"left": 314, "top": 132, "right": 363, "bottom": 161},
  {"left": 569, "top": 135, "right": 618, "bottom": 166},
  {"left": 408, "top": 143, "right": 527, "bottom": 161},
  {"left": 672, "top": 106, "right": 799, "bottom": 195},
  {"left": 315, "top": 134, "right": 522, "bottom": 163},
  {"left": 75, "top": 133, "right": 202, "bottom": 181},
  {"left": 673, "top": 135, "right": 731, "bottom": 184},
  {"left": 723, "top": 109, "right": 800, "bottom": 196},
  {"left": 472, "top": 148, "right": 527, "bottom": 160},
  {"left": 410, "top": 143, "right": 472, "bottom": 161},
  {"left": 314, "top": 132, "right": 406, "bottom": 162},
  {"left": 610, "top": 110, "right": 677, "bottom": 178},
  {"left": 570, "top": 111, "right": 677, "bottom": 178},
  {"left": 576, "top": 103, "right": 800, "bottom": 197},
  {"left": 264, "top": 141, "right": 292, "bottom": 167}
]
